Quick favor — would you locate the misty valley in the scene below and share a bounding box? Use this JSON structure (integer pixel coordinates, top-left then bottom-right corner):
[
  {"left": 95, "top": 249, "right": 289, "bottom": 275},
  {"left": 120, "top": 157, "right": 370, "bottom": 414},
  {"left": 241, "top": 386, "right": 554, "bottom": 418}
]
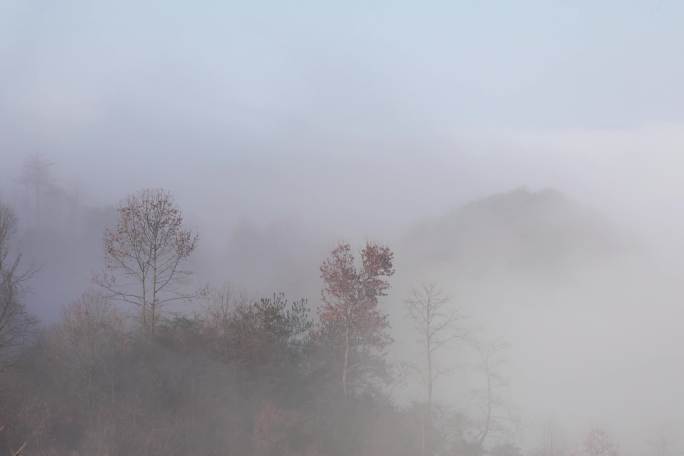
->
[
  {"left": 2, "top": 1, "right": 683, "bottom": 454},
  {"left": 0, "top": 157, "right": 675, "bottom": 456}
]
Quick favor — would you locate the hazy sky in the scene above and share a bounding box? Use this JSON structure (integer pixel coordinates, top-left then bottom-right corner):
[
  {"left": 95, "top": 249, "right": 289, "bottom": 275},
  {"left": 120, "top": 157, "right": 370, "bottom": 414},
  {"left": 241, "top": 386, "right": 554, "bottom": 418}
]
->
[
  {"left": 2, "top": 0, "right": 684, "bottom": 244},
  {"left": 2, "top": 1, "right": 684, "bottom": 232},
  {"left": 3, "top": 1, "right": 683, "bottom": 129}
]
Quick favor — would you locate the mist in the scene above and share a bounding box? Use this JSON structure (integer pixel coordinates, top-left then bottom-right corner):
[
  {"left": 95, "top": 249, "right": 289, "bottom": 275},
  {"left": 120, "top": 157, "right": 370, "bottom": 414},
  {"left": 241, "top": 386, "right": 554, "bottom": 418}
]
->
[{"left": 1, "top": 1, "right": 684, "bottom": 455}]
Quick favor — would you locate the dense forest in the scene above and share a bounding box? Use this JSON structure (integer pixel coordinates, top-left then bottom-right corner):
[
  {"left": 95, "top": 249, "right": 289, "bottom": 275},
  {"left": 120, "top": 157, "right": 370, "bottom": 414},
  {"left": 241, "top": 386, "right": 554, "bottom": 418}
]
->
[{"left": 0, "top": 158, "right": 629, "bottom": 456}]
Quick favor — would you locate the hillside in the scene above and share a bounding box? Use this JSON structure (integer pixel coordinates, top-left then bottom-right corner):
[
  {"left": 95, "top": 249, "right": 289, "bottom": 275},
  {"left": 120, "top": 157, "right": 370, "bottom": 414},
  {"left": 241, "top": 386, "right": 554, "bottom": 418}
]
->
[{"left": 399, "top": 187, "right": 628, "bottom": 277}]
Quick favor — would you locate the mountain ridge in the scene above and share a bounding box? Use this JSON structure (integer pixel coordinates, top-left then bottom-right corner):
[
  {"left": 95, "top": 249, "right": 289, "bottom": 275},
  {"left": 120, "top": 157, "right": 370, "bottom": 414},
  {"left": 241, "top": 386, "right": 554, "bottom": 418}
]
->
[{"left": 399, "top": 187, "right": 627, "bottom": 276}]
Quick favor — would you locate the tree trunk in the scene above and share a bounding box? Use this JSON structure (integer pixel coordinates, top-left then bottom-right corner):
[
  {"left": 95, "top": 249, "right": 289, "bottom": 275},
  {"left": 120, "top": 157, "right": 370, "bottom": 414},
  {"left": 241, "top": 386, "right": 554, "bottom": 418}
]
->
[
  {"left": 424, "top": 296, "right": 433, "bottom": 456},
  {"left": 342, "top": 322, "right": 350, "bottom": 397},
  {"left": 141, "top": 275, "right": 147, "bottom": 329},
  {"left": 151, "top": 246, "right": 158, "bottom": 328}
]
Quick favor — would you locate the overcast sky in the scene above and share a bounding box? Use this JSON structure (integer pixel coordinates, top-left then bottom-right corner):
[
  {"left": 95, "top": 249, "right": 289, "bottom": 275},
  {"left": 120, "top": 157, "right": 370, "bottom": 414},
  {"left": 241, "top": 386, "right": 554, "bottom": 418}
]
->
[
  {"left": 2, "top": 1, "right": 683, "bottom": 228},
  {"left": 3, "top": 0, "right": 684, "bottom": 293}
]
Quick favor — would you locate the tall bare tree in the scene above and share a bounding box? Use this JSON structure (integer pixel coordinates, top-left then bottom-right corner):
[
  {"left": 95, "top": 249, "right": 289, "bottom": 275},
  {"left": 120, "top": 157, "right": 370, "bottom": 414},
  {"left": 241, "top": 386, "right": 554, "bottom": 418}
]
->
[
  {"left": 646, "top": 427, "right": 672, "bottom": 456},
  {"left": 405, "top": 283, "right": 465, "bottom": 456},
  {"left": 0, "top": 203, "right": 34, "bottom": 368},
  {"left": 19, "top": 154, "right": 54, "bottom": 229},
  {"left": 96, "top": 189, "right": 198, "bottom": 329},
  {"left": 470, "top": 338, "right": 511, "bottom": 453}
]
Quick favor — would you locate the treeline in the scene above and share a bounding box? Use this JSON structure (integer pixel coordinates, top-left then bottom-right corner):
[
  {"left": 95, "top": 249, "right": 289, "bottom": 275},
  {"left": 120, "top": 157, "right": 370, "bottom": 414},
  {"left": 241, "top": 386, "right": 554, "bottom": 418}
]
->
[{"left": 0, "top": 187, "right": 620, "bottom": 456}]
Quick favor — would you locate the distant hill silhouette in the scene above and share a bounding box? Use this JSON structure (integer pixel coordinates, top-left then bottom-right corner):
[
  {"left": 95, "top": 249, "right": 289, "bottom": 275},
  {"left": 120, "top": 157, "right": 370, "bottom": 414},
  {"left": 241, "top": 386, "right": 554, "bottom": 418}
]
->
[{"left": 399, "top": 187, "right": 627, "bottom": 277}]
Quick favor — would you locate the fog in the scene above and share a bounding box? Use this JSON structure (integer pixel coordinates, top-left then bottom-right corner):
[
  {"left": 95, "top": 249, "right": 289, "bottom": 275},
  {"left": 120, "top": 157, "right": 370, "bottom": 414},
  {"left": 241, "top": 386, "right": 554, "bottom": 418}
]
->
[{"left": 1, "top": 1, "right": 684, "bottom": 455}]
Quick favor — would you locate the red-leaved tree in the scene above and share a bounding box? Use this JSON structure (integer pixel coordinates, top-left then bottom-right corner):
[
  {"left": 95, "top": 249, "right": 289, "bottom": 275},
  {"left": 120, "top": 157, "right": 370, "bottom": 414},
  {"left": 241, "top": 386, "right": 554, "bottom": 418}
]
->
[{"left": 319, "top": 242, "right": 394, "bottom": 398}]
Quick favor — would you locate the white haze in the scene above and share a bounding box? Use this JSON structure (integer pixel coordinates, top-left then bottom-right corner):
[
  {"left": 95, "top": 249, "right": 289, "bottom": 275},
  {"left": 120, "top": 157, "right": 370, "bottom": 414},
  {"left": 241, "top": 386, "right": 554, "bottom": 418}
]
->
[{"left": 2, "top": 1, "right": 684, "bottom": 454}]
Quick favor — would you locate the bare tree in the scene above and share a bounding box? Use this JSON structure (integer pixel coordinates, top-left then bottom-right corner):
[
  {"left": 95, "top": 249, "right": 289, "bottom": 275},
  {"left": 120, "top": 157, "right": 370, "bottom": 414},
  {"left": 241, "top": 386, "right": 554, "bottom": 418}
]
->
[
  {"left": 534, "top": 418, "right": 568, "bottom": 456},
  {"left": 96, "top": 189, "right": 198, "bottom": 330},
  {"left": 202, "top": 283, "right": 247, "bottom": 321},
  {"left": 405, "top": 283, "right": 465, "bottom": 456},
  {"left": 19, "top": 154, "right": 54, "bottom": 229},
  {"left": 0, "top": 203, "right": 35, "bottom": 368},
  {"left": 646, "top": 427, "right": 673, "bottom": 456},
  {"left": 470, "top": 338, "right": 512, "bottom": 453}
]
